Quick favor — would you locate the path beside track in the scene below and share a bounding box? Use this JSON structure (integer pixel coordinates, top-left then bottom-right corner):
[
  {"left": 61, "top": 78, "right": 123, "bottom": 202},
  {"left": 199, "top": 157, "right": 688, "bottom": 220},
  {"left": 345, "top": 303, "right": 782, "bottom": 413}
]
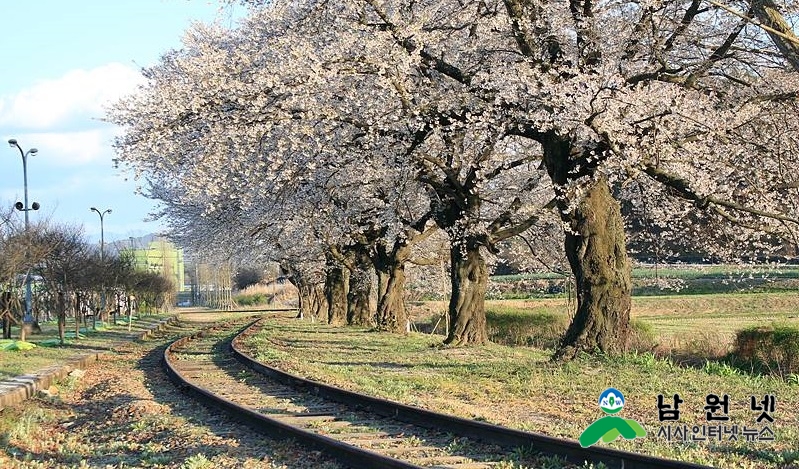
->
[
  {"left": 0, "top": 314, "right": 177, "bottom": 410},
  {"left": 0, "top": 313, "right": 340, "bottom": 469}
]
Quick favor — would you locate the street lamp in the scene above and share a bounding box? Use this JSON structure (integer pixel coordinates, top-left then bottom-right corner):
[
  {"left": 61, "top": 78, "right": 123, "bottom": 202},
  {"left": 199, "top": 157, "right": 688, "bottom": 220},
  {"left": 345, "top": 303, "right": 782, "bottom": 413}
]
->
[
  {"left": 90, "top": 207, "right": 112, "bottom": 312},
  {"left": 8, "top": 139, "right": 40, "bottom": 324}
]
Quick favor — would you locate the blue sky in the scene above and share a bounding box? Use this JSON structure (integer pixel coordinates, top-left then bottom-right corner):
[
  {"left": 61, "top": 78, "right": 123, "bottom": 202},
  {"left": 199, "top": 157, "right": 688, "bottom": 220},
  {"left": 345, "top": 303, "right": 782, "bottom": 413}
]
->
[{"left": 0, "top": 0, "right": 243, "bottom": 244}]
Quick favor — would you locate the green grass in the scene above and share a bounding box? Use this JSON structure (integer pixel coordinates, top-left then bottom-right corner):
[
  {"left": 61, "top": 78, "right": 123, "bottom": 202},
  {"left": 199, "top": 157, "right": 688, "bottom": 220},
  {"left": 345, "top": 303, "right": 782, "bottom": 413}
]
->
[
  {"left": 485, "top": 306, "right": 569, "bottom": 348},
  {"left": 475, "top": 293, "right": 799, "bottom": 357},
  {"left": 0, "top": 314, "right": 170, "bottom": 380},
  {"left": 1, "top": 407, "right": 51, "bottom": 444},
  {"left": 632, "top": 293, "right": 799, "bottom": 354},
  {"left": 242, "top": 313, "right": 799, "bottom": 469},
  {"left": 733, "top": 325, "right": 799, "bottom": 377},
  {"left": 493, "top": 265, "right": 799, "bottom": 282},
  {"left": 234, "top": 292, "right": 272, "bottom": 307}
]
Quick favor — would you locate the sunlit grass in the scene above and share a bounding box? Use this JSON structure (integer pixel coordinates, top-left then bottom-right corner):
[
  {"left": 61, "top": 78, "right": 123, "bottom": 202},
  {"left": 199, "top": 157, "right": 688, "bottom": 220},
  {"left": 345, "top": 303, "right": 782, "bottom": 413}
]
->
[
  {"left": 474, "top": 293, "right": 799, "bottom": 354},
  {"left": 243, "top": 314, "right": 799, "bottom": 469},
  {"left": 0, "top": 314, "right": 172, "bottom": 379}
]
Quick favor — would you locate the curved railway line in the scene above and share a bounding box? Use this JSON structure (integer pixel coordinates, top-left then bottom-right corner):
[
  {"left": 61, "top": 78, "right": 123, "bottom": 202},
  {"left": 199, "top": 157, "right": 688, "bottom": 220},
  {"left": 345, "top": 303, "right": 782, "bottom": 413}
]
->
[{"left": 163, "top": 316, "right": 715, "bottom": 469}]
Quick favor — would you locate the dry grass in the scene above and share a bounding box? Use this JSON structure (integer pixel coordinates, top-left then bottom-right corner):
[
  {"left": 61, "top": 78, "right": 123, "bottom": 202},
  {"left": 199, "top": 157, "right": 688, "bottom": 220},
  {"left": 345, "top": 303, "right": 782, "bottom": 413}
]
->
[
  {"left": 234, "top": 282, "right": 299, "bottom": 308},
  {"left": 457, "top": 293, "right": 799, "bottom": 356},
  {"left": 241, "top": 316, "right": 799, "bottom": 469}
]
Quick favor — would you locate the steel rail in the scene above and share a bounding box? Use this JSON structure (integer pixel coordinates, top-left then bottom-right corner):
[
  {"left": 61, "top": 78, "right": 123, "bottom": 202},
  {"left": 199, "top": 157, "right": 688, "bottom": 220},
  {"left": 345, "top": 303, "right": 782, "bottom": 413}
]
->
[
  {"left": 164, "top": 320, "right": 419, "bottom": 469},
  {"left": 164, "top": 318, "right": 716, "bottom": 469}
]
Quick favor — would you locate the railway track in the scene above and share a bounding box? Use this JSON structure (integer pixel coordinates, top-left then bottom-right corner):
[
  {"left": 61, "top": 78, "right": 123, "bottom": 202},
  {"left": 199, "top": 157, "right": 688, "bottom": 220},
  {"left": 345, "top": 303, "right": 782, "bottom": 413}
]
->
[{"left": 163, "top": 316, "right": 715, "bottom": 469}]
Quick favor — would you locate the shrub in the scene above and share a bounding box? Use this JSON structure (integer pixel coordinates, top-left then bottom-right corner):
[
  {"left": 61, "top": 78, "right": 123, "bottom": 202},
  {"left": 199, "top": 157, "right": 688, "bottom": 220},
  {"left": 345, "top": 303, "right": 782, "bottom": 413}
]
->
[
  {"left": 234, "top": 292, "right": 272, "bottom": 307},
  {"left": 678, "top": 331, "right": 731, "bottom": 359},
  {"left": 733, "top": 324, "right": 799, "bottom": 377}
]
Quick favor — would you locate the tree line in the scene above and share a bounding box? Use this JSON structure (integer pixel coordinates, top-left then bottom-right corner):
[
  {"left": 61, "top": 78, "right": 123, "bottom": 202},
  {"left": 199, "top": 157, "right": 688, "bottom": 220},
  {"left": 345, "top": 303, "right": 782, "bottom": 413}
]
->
[
  {"left": 108, "top": 0, "right": 799, "bottom": 359},
  {"left": 0, "top": 214, "right": 174, "bottom": 342}
]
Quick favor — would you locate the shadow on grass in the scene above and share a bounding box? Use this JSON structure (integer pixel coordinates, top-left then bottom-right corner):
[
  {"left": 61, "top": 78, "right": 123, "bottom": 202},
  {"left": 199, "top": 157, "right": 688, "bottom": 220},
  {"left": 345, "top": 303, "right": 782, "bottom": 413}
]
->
[
  {"left": 0, "top": 383, "right": 255, "bottom": 468},
  {"left": 138, "top": 322, "right": 341, "bottom": 469},
  {"left": 651, "top": 349, "right": 798, "bottom": 384},
  {"left": 318, "top": 361, "right": 414, "bottom": 369},
  {"left": 211, "top": 327, "right": 551, "bottom": 469},
  {"left": 711, "top": 444, "right": 799, "bottom": 467}
]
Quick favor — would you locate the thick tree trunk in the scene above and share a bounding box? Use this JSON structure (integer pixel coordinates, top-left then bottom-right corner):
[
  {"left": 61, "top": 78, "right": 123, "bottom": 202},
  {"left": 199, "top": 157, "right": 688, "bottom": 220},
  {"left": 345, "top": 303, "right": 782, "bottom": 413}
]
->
[
  {"left": 444, "top": 243, "right": 489, "bottom": 346},
  {"left": 325, "top": 263, "right": 348, "bottom": 326},
  {"left": 285, "top": 265, "right": 325, "bottom": 321},
  {"left": 377, "top": 269, "right": 389, "bottom": 303},
  {"left": 373, "top": 241, "right": 412, "bottom": 333},
  {"left": 554, "top": 178, "right": 632, "bottom": 360},
  {"left": 374, "top": 262, "right": 408, "bottom": 333},
  {"left": 296, "top": 283, "right": 312, "bottom": 319},
  {"left": 347, "top": 256, "right": 373, "bottom": 326},
  {"left": 542, "top": 135, "right": 632, "bottom": 360},
  {"left": 288, "top": 273, "right": 310, "bottom": 319},
  {"left": 311, "top": 284, "right": 327, "bottom": 319}
]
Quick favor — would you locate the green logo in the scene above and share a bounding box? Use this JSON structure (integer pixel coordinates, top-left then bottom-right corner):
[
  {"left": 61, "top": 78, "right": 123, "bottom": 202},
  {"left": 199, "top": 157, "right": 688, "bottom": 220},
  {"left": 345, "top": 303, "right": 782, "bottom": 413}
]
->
[{"left": 579, "top": 388, "right": 647, "bottom": 448}]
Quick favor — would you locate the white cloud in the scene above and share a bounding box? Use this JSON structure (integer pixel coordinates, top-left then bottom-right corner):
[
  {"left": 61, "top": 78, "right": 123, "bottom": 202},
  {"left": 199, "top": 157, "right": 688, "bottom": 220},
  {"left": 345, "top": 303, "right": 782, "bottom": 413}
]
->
[
  {"left": 8, "top": 128, "right": 116, "bottom": 167},
  {"left": 0, "top": 62, "right": 143, "bottom": 130}
]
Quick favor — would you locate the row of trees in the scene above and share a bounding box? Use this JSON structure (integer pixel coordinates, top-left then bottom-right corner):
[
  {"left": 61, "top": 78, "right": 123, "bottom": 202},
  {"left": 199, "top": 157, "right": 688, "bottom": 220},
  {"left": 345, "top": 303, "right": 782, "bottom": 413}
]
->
[
  {"left": 109, "top": 0, "right": 799, "bottom": 359},
  {"left": 0, "top": 214, "right": 174, "bottom": 342}
]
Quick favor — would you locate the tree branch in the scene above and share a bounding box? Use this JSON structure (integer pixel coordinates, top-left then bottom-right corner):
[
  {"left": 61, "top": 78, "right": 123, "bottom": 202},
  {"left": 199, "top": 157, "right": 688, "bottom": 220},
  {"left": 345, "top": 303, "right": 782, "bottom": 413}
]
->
[{"left": 642, "top": 164, "right": 799, "bottom": 225}]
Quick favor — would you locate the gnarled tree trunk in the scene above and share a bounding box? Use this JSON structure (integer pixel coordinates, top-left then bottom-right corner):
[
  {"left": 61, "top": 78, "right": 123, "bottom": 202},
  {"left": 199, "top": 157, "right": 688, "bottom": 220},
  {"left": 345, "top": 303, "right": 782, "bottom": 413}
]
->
[
  {"left": 555, "top": 178, "right": 631, "bottom": 359},
  {"left": 347, "top": 252, "right": 374, "bottom": 326},
  {"left": 543, "top": 136, "right": 632, "bottom": 360},
  {"left": 374, "top": 262, "right": 408, "bottom": 332},
  {"left": 444, "top": 242, "right": 489, "bottom": 346},
  {"left": 298, "top": 283, "right": 326, "bottom": 320},
  {"left": 325, "top": 259, "right": 349, "bottom": 326},
  {"left": 285, "top": 265, "right": 326, "bottom": 320},
  {"left": 373, "top": 242, "right": 411, "bottom": 333}
]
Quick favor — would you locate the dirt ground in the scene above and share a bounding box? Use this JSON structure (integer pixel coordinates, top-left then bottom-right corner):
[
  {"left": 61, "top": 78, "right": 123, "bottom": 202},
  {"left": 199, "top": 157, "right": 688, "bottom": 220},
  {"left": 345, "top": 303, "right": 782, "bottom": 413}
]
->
[{"left": 0, "top": 310, "right": 339, "bottom": 469}]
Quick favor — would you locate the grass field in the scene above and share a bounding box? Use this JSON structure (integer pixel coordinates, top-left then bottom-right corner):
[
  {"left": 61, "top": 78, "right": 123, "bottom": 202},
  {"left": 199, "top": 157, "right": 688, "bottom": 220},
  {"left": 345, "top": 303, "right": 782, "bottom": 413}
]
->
[
  {"left": 3, "top": 270, "right": 799, "bottom": 468},
  {"left": 493, "top": 265, "right": 799, "bottom": 282},
  {"left": 490, "top": 265, "right": 799, "bottom": 298},
  {"left": 242, "top": 315, "right": 799, "bottom": 469},
  {"left": 490, "top": 293, "right": 799, "bottom": 354},
  {"left": 410, "top": 293, "right": 799, "bottom": 360},
  {"left": 0, "top": 309, "right": 261, "bottom": 380}
]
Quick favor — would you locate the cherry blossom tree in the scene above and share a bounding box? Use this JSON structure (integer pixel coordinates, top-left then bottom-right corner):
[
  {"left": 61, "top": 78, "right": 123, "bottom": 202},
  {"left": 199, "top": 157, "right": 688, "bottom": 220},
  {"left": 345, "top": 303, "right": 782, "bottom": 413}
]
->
[
  {"left": 326, "top": 0, "right": 799, "bottom": 356},
  {"left": 113, "top": 0, "right": 799, "bottom": 359},
  {"left": 109, "top": 14, "right": 439, "bottom": 332}
]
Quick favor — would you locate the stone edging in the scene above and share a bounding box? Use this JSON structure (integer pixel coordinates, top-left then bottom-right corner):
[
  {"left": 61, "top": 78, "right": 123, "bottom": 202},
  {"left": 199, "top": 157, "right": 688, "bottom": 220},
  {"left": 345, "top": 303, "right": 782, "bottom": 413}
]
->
[{"left": 0, "top": 315, "right": 178, "bottom": 411}]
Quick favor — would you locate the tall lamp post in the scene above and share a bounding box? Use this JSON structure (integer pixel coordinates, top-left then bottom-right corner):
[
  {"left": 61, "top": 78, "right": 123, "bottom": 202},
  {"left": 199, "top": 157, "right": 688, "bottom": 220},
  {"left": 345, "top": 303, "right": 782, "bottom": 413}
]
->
[
  {"left": 8, "top": 139, "right": 40, "bottom": 324},
  {"left": 90, "top": 207, "right": 112, "bottom": 313}
]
